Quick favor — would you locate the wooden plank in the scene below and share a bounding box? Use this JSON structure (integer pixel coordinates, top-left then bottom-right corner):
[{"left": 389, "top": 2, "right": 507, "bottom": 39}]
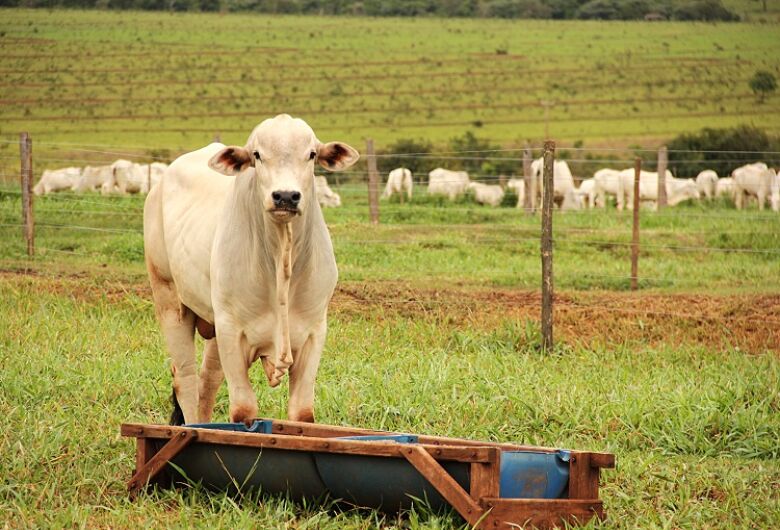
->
[
  {"left": 523, "top": 141, "right": 534, "bottom": 214},
  {"left": 134, "top": 437, "right": 156, "bottom": 475},
  {"left": 568, "top": 452, "right": 601, "bottom": 500},
  {"left": 469, "top": 447, "right": 500, "bottom": 501},
  {"left": 127, "top": 430, "right": 197, "bottom": 498},
  {"left": 131, "top": 420, "right": 614, "bottom": 463},
  {"left": 121, "top": 424, "right": 493, "bottom": 463},
  {"left": 479, "top": 498, "right": 604, "bottom": 529},
  {"left": 401, "top": 445, "right": 484, "bottom": 526}
]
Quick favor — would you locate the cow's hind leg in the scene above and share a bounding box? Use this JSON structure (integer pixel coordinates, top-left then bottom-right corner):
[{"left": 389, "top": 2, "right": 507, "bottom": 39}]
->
[
  {"left": 288, "top": 321, "right": 327, "bottom": 423},
  {"left": 198, "top": 338, "right": 224, "bottom": 423},
  {"left": 148, "top": 271, "right": 199, "bottom": 425}
]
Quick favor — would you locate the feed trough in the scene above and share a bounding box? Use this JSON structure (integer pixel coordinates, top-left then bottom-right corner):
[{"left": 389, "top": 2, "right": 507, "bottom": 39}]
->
[{"left": 122, "top": 419, "right": 614, "bottom": 529}]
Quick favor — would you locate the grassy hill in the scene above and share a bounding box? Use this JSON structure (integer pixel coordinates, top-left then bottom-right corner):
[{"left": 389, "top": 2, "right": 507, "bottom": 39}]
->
[{"left": 0, "top": 9, "right": 778, "bottom": 178}]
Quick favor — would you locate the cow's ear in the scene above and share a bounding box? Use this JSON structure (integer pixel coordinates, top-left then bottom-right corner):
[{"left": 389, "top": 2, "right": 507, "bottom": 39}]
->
[
  {"left": 318, "top": 142, "right": 359, "bottom": 172},
  {"left": 208, "top": 146, "right": 254, "bottom": 175}
]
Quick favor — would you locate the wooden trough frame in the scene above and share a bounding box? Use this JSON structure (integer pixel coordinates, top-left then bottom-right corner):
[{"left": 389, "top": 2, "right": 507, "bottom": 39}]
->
[{"left": 122, "top": 419, "right": 614, "bottom": 529}]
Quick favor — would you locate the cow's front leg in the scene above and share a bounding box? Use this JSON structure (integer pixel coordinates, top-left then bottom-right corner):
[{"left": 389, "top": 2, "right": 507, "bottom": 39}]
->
[
  {"left": 216, "top": 324, "right": 257, "bottom": 424},
  {"left": 197, "top": 338, "right": 223, "bottom": 423},
  {"left": 288, "top": 322, "right": 326, "bottom": 423}
]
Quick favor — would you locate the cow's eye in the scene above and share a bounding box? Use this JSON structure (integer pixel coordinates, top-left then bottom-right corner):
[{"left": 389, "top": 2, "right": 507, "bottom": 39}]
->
[
  {"left": 253, "top": 150, "right": 261, "bottom": 162},
  {"left": 308, "top": 151, "right": 316, "bottom": 161}
]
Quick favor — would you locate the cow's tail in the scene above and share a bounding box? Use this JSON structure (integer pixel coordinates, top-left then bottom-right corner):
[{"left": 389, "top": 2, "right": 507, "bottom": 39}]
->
[{"left": 169, "top": 387, "right": 185, "bottom": 426}]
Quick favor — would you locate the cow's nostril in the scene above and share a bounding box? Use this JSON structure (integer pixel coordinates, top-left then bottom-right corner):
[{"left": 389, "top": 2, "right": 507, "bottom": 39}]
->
[
  {"left": 291, "top": 192, "right": 301, "bottom": 203},
  {"left": 272, "top": 192, "right": 282, "bottom": 201}
]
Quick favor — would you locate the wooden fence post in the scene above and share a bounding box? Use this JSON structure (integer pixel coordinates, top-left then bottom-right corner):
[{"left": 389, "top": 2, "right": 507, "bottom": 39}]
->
[
  {"left": 366, "top": 138, "right": 380, "bottom": 225},
  {"left": 657, "top": 145, "right": 668, "bottom": 209},
  {"left": 19, "top": 132, "right": 34, "bottom": 257},
  {"left": 631, "top": 157, "right": 641, "bottom": 291},
  {"left": 541, "top": 140, "right": 555, "bottom": 353},
  {"left": 523, "top": 142, "right": 534, "bottom": 214}
]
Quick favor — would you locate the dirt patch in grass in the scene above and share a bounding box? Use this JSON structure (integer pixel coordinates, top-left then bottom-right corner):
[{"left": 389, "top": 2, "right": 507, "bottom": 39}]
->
[
  {"left": 3, "top": 269, "right": 776, "bottom": 354},
  {"left": 334, "top": 282, "right": 779, "bottom": 354}
]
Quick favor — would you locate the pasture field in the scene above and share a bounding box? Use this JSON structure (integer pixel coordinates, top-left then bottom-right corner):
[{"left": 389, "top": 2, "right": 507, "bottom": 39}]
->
[
  {"left": 1, "top": 187, "right": 779, "bottom": 528},
  {"left": 1, "top": 7, "right": 780, "bottom": 180}
]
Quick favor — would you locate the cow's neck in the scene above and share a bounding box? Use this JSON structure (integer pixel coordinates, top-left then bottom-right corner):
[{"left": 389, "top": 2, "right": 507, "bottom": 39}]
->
[{"left": 236, "top": 173, "right": 321, "bottom": 385}]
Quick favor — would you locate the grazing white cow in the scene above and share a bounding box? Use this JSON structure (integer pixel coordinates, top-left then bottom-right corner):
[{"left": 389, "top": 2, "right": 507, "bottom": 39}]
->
[
  {"left": 467, "top": 182, "right": 504, "bottom": 207},
  {"left": 695, "top": 170, "right": 719, "bottom": 200},
  {"left": 428, "top": 168, "right": 469, "bottom": 200},
  {"left": 76, "top": 164, "right": 113, "bottom": 194},
  {"left": 314, "top": 175, "right": 341, "bottom": 207},
  {"left": 383, "top": 167, "right": 413, "bottom": 201},
  {"left": 732, "top": 163, "right": 779, "bottom": 212},
  {"left": 114, "top": 161, "right": 148, "bottom": 194},
  {"left": 143, "top": 114, "right": 359, "bottom": 425},
  {"left": 531, "top": 157, "right": 577, "bottom": 208},
  {"left": 576, "top": 178, "right": 598, "bottom": 208},
  {"left": 506, "top": 178, "right": 525, "bottom": 209},
  {"left": 592, "top": 168, "right": 622, "bottom": 208},
  {"left": 715, "top": 176, "right": 735, "bottom": 199},
  {"left": 617, "top": 169, "right": 699, "bottom": 210},
  {"left": 33, "top": 167, "right": 81, "bottom": 195}
]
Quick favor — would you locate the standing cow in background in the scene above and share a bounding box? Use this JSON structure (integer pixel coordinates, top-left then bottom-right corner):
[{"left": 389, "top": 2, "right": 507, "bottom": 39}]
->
[
  {"left": 383, "top": 167, "right": 413, "bottom": 201},
  {"left": 428, "top": 168, "right": 470, "bottom": 200},
  {"left": 592, "top": 168, "right": 622, "bottom": 208},
  {"left": 616, "top": 169, "right": 699, "bottom": 210},
  {"left": 732, "top": 163, "right": 779, "bottom": 212},
  {"left": 314, "top": 175, "right": 342, "bottom": 207},
  {"left": 144, "top": 114, "right": 359, "bottom": 425},
  {"left": 695, "top": 170, "right": 719, "bottom": 200},
  {"left": 531, "top": 157, "right": 579, "bottom": 209}
]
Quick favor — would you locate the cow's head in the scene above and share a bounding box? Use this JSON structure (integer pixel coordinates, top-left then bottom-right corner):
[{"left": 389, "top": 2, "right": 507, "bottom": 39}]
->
[{"left": 207, "top": 114, "right": 359, "bottom": 223}]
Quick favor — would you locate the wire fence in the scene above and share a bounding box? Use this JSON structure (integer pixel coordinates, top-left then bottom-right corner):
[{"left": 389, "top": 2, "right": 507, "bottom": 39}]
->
[{"left": 1, "top": 142, "right": 778, "bottom": 336}]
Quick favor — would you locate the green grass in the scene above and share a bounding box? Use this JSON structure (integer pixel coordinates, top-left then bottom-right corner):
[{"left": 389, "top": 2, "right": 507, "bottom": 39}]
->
[
  {"left": 0, "top": 186, "right": 779, "bottom": 528},
  {"left": 1, "top": 8, "right": 779, "bottom": 179}
]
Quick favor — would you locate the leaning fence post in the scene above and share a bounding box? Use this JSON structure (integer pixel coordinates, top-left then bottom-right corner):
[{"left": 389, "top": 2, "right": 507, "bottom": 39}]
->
[
  {"left": 541, "top": 140, "right": 555, "bottom": 352},
  {"left": 631, "top": 157, "right": 641, "bottom": 291},
  {"left": 147, "top": 162, "right": 152, "bottom": 193},
  {"left": 366, "top": 138, "right": 380, "bottom": 225},
  {"left": 657, "top": 145, "right": 668, "bottom": 209},
  {"left": 19, "top": 132, "right": 34, "bottom": 257},
  {"left": 523, "top": 141, "right": 534, "bottom": 215}
]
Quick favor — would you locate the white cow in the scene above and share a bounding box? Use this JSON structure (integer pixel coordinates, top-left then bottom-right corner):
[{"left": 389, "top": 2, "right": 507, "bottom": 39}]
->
[
  {"left": 383, "top": 167, "right": 413, "bottom": 201},
  {"left": 732, "top": 163, "right": 779, "bottom": 212},
  {"left": 428, "top": 168, "right": 469, "bottom": 200},
  {"left": 314, "top": 175, "right": 341, "bottom": 207},
  {"left": 695, "top": 170, "right": 719, "bottom": 200},
  {"left": 114, "top": 161, "right": 148, "bottom": 194},
  {"left": 33, "top": 167, "right": 81, "bottom": 195},
  {"left": 467, "top": 182, "right": 504, "bottom": 207},
  {"left": 506, "top": 178, "right": 525, "bottom": 209},
  {"left": 592, "top": 168, "right": 622, "bottom": 208},
  {"left": 143, "top": 114, "right": 359, "bottom": 425},
  {"left": 617, "top": 169, "right": 699, "bottom": 210},
  {"left": 76, "top": 164, "right": 113, "bottom": 194},
  {"left": 531, "top": 157, "right": 577, "bottom": 207},
  {"left": 715, "top": 176, "right": 735, "bottom": 199},
  {"left": 576, "top": 178, "right": 598, "bottom": 209}
]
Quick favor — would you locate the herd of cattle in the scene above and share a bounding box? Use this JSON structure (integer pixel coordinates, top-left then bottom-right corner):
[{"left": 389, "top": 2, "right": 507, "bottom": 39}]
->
[
  {"left": 33, "top": 156, "right": 780, "bottom": 212},
  {"left": 384, "top": 160, "right": 780, "bottom": 212}
]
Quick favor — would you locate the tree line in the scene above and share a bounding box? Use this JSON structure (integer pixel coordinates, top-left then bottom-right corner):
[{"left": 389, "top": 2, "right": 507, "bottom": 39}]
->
[{"left": 4, "top": 0, "right": 740, "bottom": 21}]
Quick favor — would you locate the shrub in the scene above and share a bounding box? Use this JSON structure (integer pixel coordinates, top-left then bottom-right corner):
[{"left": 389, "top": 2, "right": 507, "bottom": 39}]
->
[
  {"left": 749, "top": 70, "right": 778, "bottom": 101},
  {"left": 666, "top": 125, "right": 778, "bottom": 178},
  {"left": 672, "top": 0, "right": 739, "bottom": 21}
]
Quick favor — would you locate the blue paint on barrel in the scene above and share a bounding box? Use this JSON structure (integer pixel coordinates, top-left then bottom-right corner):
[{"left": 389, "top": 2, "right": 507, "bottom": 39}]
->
[
  {"left": 165, "top": 423, "right": 571, "bottom": 508},
  {"left": 499, "top": 450, "right": 570, "bottom": 499}
]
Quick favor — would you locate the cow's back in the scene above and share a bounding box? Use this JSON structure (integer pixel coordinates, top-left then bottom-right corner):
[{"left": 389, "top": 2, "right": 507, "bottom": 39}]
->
[{"left": 145, "top": 143, "right": 234, "bottom": 321}]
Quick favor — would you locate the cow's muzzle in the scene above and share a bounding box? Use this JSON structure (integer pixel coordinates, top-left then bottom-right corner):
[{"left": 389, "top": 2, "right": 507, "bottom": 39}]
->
[{"left": 272, "top": 190, "right": 301, "bottom": 210}]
